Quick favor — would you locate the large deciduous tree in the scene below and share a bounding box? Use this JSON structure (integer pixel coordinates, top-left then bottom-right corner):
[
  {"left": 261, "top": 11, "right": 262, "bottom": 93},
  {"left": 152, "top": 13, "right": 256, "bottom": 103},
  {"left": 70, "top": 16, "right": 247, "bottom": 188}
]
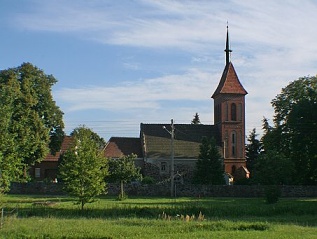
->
[
  {"left": 108, "top": 154, "right": 141, "bottom": 200},
  {"left": 59, "top": 126, "right": 108, "bottom": 210},
  {"left": 0, "top": 83, "right": 22, "bottom": 192},
  {"left": 262, "top": 76, "right": 317, "bottom": 185},
  {"left": 252, "top": 150, "right": 294, "bottom": 185},
  {"left": 0, "top": 63, "right": 64, "bottom": 191},
  {"left": 193, "top": 137, "right": 225, "bottom": 185}
]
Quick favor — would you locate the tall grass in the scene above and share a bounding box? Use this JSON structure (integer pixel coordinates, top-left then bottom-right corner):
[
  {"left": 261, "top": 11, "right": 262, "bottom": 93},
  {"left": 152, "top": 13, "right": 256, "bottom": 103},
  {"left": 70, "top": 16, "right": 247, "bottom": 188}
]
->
[{"left": 0, "top": 195, "right": 316, "bottom": 238}]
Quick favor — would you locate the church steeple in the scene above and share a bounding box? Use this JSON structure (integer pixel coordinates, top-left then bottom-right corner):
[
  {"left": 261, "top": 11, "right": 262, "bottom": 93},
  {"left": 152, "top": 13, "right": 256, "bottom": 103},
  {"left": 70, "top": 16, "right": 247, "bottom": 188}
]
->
[
  {"left": 225, "top": 25, "right": 232, "bottom": 65},
  {"left": 212, "top": 26, "right": 248, "bottom": 180},
  {"left": 212, "top": 25, "right": 247, "bottom": 99}
]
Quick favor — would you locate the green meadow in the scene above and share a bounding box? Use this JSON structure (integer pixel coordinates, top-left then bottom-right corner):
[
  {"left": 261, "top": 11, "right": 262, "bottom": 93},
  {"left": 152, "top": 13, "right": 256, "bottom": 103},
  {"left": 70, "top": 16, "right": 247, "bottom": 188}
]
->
[{"left": 0, "top": 195, "right": 316, "bottom": 239}]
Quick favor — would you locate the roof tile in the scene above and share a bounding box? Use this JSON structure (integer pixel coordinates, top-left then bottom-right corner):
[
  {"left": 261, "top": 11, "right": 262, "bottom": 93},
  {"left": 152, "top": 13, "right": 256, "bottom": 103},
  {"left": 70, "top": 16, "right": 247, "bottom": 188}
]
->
[
  {"left": 43, "top": 136, "right": 73, "bottom": 162},
  {"left": 104, "top": 137, "right": 143, "bottom": 158},
  {"left": 212, "top": 62, "right": 247, "bottom": 98}
]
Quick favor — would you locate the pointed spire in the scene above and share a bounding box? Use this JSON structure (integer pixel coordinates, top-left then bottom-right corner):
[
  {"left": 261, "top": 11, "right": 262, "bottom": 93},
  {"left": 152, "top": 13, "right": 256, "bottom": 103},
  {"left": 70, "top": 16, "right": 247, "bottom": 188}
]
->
[{"left": 224, "top": 24, "right": 232, "bottom": 65}]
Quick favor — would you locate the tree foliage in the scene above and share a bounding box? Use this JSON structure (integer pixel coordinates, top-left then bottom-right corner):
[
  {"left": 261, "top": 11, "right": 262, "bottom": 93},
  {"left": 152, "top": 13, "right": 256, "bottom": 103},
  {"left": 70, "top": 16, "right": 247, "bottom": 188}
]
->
[
  {"left": 108, "top": 154, "right": 141, "bottom": 200},
  {"left": 191, "top": 113, "right": 201, "bottom": 125},
  {"left": 252, "top": 150, "right": 294, "bottom": 185},
  {"left": 193, "top": 137, "right": 225, "bottom": 185},
  {"left": 0, "top": 63, "right": 64, "bottom": 191},
  {"left": 245, "top": 128, "right": 262, "bottom": 175},
  {"left": 59, "top": 126, "right": 108, "bottom": 210},
  {"left": 262, "top": 76, "right": 317, "bottom": 185}
]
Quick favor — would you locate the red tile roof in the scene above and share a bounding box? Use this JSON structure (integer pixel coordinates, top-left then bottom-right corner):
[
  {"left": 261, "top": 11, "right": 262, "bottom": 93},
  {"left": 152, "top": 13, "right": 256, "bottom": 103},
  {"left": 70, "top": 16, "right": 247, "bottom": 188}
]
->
[
  {"left": 104, "top": 137, "right": 143, "bottom": 158},
  {"left": 212, "top": 62, "right": 247, "bottom": 98},
  {"left": 43, "top": 136, "right": 73, "bottom": 162}
]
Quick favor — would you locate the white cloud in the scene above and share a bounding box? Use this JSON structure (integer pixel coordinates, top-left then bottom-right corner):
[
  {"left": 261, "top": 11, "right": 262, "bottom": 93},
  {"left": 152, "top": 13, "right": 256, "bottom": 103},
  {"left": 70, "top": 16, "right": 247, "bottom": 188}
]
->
[
  {"left": 55, "top": 69, "right": 214, "bottom": 112},
  {"left": 9, "top": 0, "right": 317, "bottom": 139}
]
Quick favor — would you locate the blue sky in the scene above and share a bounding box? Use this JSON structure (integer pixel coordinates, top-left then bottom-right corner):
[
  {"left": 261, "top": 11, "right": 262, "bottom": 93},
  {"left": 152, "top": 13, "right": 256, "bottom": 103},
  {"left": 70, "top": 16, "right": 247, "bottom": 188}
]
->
[{"left": 1, "top": 0, "right": 317, "bottom": 140}]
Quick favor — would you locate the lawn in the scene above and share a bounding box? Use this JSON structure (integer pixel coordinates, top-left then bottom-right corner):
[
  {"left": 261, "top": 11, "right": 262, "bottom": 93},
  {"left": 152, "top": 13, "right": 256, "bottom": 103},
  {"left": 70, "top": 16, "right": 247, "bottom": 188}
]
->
[{"left": 0, "top": 195, "right": 316, "bottom": 238}]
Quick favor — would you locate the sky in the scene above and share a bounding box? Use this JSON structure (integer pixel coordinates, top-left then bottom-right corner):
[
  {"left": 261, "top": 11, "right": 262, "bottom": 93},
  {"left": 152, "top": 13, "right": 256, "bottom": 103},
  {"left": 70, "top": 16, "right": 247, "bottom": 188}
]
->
[{"left": 1, "top": 0, "right": 317, "bottom": 141}]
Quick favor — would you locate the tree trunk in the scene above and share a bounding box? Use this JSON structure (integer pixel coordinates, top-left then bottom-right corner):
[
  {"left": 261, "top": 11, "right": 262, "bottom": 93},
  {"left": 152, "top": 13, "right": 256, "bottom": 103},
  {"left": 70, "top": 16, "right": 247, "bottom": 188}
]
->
[{"left": 120, "top": 180, "right": 124, "bottom": 199}]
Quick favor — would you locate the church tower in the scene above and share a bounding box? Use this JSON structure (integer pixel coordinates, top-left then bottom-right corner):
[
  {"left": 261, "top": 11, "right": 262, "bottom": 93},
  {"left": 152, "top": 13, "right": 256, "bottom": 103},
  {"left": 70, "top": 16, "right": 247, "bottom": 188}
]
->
[{"left": 212, "top": 26, "right": 248, "bottom": 177}]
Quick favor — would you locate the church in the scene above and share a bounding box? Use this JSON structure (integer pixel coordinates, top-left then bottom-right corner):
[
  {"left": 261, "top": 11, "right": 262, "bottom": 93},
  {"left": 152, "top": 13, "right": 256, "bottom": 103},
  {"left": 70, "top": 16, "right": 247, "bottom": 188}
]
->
[{"left": 105, "top": 27, "right": 249, "bottom": 183}]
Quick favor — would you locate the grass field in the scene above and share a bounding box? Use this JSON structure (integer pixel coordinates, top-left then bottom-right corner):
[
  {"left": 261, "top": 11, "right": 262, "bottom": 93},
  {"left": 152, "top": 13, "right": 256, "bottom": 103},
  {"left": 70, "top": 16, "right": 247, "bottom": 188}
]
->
[{"left": 0, "top": 195, "right": 316, "bottom": 238}]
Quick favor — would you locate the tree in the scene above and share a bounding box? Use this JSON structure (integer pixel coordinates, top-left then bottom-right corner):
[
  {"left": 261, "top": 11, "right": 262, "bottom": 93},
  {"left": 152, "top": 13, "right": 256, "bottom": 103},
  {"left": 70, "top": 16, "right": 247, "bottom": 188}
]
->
[
  {"left": 108, "top": 154, "right": 141, "bottom": 200},
  {"left": 245, "top": 128, "right": 262, "bottom": 175},
  {"left": 191, "top": 113, "right": 201, "bottom": 124},
  {"left": 252, "top": 150, "right": 294, "bottom": 185},
  {"left": 0, "top": 63, "right": 64, "bottom": 189},
  {"left": 59, "top": 126, "right": 108, "bottom": 210},
  {"left": 193, "top": 137, "right": 225, "bottom": 185},
  {"left": 263, "top": 76, "right": 317, "bottom": 185},
  {"left": 0, "top": 83, "right": 22, "bottom": 192}
]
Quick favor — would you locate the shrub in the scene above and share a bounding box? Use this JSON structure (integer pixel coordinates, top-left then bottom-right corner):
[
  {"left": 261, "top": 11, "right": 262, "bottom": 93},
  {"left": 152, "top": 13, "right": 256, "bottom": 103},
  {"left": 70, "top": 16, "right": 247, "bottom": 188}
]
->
[
  {"left": 234, "top": 178, "right": 251, "bottom": 185},
  {"left": 142, "top": 176, "right": 156, "bottom": 184},
  {"left": 265, "top": 185, "right": 281, "bottom": 204}
]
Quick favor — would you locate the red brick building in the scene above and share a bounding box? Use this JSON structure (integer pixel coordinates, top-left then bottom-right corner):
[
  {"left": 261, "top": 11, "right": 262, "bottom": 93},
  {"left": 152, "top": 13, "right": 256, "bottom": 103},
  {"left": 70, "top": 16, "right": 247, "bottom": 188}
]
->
[
  {"left": 30, "top": 136, "right": 73, "bottom": 181},
  {"left": 105, "top": 27, "right": 249, "bottom": 182}
]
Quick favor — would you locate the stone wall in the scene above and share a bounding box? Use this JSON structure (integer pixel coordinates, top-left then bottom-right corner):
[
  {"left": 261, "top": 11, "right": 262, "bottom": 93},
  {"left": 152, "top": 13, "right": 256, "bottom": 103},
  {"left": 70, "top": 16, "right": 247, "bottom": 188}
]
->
[
  {"left": 9, "top": 182, "right": 317, "bottom": 198},
  {"left": 10, "top": 182, "right": 64, "bottom": 195}
]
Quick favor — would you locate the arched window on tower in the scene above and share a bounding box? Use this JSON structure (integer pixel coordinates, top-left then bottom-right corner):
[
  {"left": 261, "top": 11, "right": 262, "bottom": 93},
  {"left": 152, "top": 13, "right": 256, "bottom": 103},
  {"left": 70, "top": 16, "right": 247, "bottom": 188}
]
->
[
  {"left": 239, "top": 130, "right": 243, "bottom": 157},
  {"left": 231, "top": 131, "right": 236, "bottom": 157},
  {"left": 225, "top": 102, "right": 229, "bottom": 121},
  {"left": 231, "top": 103, "right": 236, "bottom": 121},
  {"left": 238, "top": 103, "right": 242, "bottom": 121}
]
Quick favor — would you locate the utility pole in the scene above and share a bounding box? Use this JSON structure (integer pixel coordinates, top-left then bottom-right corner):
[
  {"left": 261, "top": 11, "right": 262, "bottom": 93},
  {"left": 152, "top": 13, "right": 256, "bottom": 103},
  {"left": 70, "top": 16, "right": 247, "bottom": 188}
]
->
[
  {"left": 163, "top": 119, "right": 175, "bottom": 197},
  {"left": 170, "top": 119, "right": 175, "bottom": 197}
]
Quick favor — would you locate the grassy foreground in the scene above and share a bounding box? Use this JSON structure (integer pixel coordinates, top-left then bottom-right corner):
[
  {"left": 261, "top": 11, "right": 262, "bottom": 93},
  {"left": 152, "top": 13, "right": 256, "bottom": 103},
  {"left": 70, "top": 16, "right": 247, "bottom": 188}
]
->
[{"left": 0, "top": 195, "right": 316, "bottom": 238}]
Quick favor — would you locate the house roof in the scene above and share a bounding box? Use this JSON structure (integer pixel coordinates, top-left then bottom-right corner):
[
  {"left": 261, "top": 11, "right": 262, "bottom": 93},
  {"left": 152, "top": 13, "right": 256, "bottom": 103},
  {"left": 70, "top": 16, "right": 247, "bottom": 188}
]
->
[
  {"left": 104, "top": 137, "right": 143, "bottom": 158},
  {"left": 140, "top": 123, "right": 220, "bottom": 159},
  {"left": 212, "top": 62, "right": 248, "bottom": 98},
  {"left": 43, "top": 136, "right": 73, "bottom": 162}
]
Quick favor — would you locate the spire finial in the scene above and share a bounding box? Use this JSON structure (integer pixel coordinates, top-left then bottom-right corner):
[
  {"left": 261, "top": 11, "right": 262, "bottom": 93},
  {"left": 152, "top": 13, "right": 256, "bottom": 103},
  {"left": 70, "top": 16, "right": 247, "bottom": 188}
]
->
[{"left": 225, "top": 23, "right": 232, "bottom": 65}]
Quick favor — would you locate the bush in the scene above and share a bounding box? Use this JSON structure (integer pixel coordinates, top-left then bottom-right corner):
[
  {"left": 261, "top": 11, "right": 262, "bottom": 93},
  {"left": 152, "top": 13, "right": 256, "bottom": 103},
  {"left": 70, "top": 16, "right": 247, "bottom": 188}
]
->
[
  {"left": 142, "top": 176, "right": 156, "bottom": 184},
  {"left": 234, "top": 178, "right": 251, "bottom": 185},
  {"left": 265, "top": 186, "right": 281, "bottom": 204}
]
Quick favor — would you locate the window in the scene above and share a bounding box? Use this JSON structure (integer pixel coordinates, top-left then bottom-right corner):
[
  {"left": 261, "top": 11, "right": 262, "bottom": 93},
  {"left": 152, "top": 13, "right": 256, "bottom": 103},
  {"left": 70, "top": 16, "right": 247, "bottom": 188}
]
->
[
  {"left": 225, "top": 103, "right": 229, "bottom": 121},
  {"left": 238, "top": 103, "right": 242, "bottom": 121},
  {"left": 224, "top": 131, "right": 228, "bottom": 159},
  {"left": 231, "top": 131, "right": 236, "bottom": 157},
  {"left": 35, "top": 168, "right": 41, "bottom": 178},
  {"left": 240, "top": 131, "right": 243, "bottom": 157},
  {"left": 161, "top": 162, "right": 167, "bottom": 172},
  {"left": 231, "top": 103, "right": 237, "bottom": 121}
]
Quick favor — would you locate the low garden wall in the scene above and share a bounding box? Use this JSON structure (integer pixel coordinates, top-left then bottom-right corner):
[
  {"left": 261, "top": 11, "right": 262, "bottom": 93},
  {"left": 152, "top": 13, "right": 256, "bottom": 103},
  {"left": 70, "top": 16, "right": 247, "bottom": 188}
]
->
[{"left": 9, "top": 182, "right": 317, "bottom": 198}]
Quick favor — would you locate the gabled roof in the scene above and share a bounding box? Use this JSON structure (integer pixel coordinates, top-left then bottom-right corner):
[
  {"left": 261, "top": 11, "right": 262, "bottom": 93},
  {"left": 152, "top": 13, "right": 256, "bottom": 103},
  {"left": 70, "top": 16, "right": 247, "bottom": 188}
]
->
[
  {"left": 140, "top": 123, "right": 220, "bottom": 159},
  {"left": 212, "top": 62, "right": 248, "bottom": 98},
  {"left": 44, "top": 136, "right": 73, "bottom": 162},
  {"left": 104, "top": 137, "right": 143, "bottom": 158}
]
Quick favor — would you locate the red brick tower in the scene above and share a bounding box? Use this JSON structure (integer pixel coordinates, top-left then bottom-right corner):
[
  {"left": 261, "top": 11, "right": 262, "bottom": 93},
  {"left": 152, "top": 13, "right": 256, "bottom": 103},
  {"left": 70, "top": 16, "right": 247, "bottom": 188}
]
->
[{"left": 212, "top": 26, "right": 248, "bottom": 176}]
